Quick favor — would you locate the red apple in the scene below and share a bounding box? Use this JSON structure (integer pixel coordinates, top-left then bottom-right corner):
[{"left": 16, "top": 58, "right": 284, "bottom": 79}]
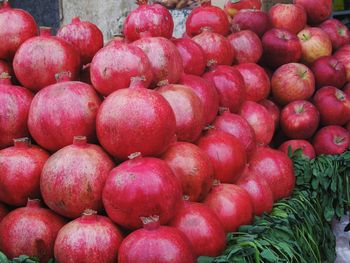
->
[
  {"left": 310, "top": 56, "right": 347, "bottom": 89},
  {"left": 262, "top": 28, "right": 302, "bottom": 69},
  {"left": 320, "top": 19, "right": 350, "bottom": 51},
  {"left": 298, "top": 27, "right": 332, "bottom": 64},
  {"left": 279, "top": 139, "right": 316, "bottom": 159},
  {"left": 294, "top": 0, "right": 332, "bottom": 25},
  {"left": 334, "top": 45, "right": 350, "bottom": 82},
  {"left": 224, "top": 0, "right": 262, "bottom": 18},
  {"left": 313, "top": 125, "right": 350, "bottom": 155},
  {"left": 313, "top": 86, "right": 350, "bottom": 126},
  {"left": 268, "top": 4, "right": 307, "bottom": 34},
  {"left": 227, "top": 30, "right": 262, "bottom": 64},
  {"left": 235, "top": 63, "right": 270, "bottom": 102},
  {"left": 259, "top": 99, "right": 280, "bottom": 129},
  {"left": 280, "top": 100, "right": 320, "bottom": 139},
  {"left": 271, "top": 63, "right": 315, "bottom": 105}
]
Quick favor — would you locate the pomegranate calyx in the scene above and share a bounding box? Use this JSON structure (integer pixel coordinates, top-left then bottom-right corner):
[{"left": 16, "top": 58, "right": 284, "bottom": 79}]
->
[
  {"left": 14, "top": 137, "right": 32, "bottom": 148},
  {"left": 73, "top": 136, "right": 88, "bottom": 146},
  {"left": 71, "top": 16, "right": 81, "bottom": 24},
  {"left": 55, "top": 71, "right": 72, "bottom": 83},
  {"left": 128, "top": 152, "right": 142, "bottom": 160},
  {"left": 27, "top": 198, "right": 42, "bottom": 208},
  {"left": 82, "top": 209, "right": 98, "bottom": 216},
  {"left": 136, "top": 0, "right": 148, "bottom": 6},
  {"left": 334, "top": 136, "right": 345, "bottom": 145},
  {"left": 141, "top": 215, "right": 160, "bottom": 230}
]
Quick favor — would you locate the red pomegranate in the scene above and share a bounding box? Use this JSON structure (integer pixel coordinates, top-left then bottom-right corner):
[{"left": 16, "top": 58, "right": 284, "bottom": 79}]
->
[
  {"left": 123, "top": 0, "right": 174, "bottom": 42},
  {"left": 249, "top": 147, "right": 295, "bottom": 201},
  {"left": 54, "top": 210, "right": 123, "bottom": 263},
  {"left": 118, "top": 216, "right": 195, "bottom": 263},
  {"left": 172, "top": 38, "right": 206, "bottom": 76},
  {"left": 0, "top": 203, "right": 8, "bottom": 223},
  {"left": 179, "top": 74, "right": 219, "bottom": 125},
  {"left": 157, "top": 84, "right": 205, "bottom": 142},
  {"left": 197, "top": 129, "right": 247, "bottom": 183},
  {"left": 40, "top": 136, "right": 114, "bottom": 219},
  {"left": 0, "top": 199, "right": 66, "bottom": 263},
  {"left": 105, "top": 35, "right": 125, "bottom": 46},
  {"left": 102, "top": 157, "right": 182, "bottom": 229},
  {"left": 169, "top": 202, "right": 226, "bottom": 257},
  {"left": 0, "top": 1, "right": 38, "bottom": 60},
  {"left": 224, "top": 0, "right": 262, "bottom": 17},
  {"left": 259, "top": 99, "right": 280, "bottom": 130},
  {"left": 90, "top": 42, "right": 153, "bottom": 96},
  {"left": 279, "top": 139, "right": 316, "bottom": 159},
  {"left": 203, "top": 183, "right": 254, "bottom": 232},
  {"left": 133, "top": 37, "right": 183, "bottom": 87},
  {"left": 28, "top": 79, "right": 101, "bottom": 152},
  {"left": 0, "top": 138, "right": 49, "bottom": 207},
  {"left": 313, "top": 125, "right": 350, "bottom": 155},
  {"left": 97, "top": 87, "right": 176, "bottom": 160}
]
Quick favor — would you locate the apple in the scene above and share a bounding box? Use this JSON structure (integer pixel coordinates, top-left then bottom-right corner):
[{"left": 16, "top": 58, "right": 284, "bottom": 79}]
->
[
  {"left": 224, "top": 0, "right": 262, "bottom": 18},
  {"left": 294, "top": 0, "right": 332, "bottom": 25},
  {"left": 319, "top": 19, "right": 350, "bottom": 51},
  {"left": 310, "top": 56, "right": 347, "bottom": 89},
  {"left": 259, "top": 99, "right": 280, "bottom": 129},
  {"left": 280, "top": 100, "right": 320, "bottom": 139},
  {"left": 227, "top": 30, "right": 262, "bottom": 64},
  {"left": 271, "top": 63, "right": 315, "bottom": 105},
  {"left": 334, "top": 45, "right": 350, "bottom": 82},
  {"left": 235, "top": 63, "right": 270, "bottom": 102},
  {"left": 298, "top": 27, "right": 332, "bottom": 64},
  {"left": 313, "top": 86, "right": 350, "bottom": 126},
  {"left": 313, "top": 125, "right": 350, "bottom": 155},
  {"left": 268, "top": 4, "right": 307, "bottom": 34},
  {"left": 262, "top": 28, "right": 302, "bottom": 69},
  {"left": 278, "top": 139, "right": 316, "bottom": 159}
]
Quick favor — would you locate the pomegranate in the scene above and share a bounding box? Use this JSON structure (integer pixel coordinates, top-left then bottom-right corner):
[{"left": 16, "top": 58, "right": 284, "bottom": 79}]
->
[
  {"left": 80, "top": 63, "right": 92, "bottom": 84},
  {"left": 169, "top": 202, "right": 226, "bottom": 257},
  {"left": 90, "top": 42, "right": 153, "bottom": 96},
  {"left": 54, "top": 210, "right": 123, "bottom": 263},
  {"left": 279, "top": 139, "right": 316, "bottom": 159},
  {"left": 197, "top": 129, "right": 247, "bottom": 183},
  {"left": 313, "top": 125, "right": 350, "bottom": 155},
  {"left": 249, "top": 147, "right": 295, "bottom": 201},
  {"left": 102, "top": 157, "right": 182, "bottom": 229},
  {"left": 123, "top": 0, "right": 174, "bottom": 42},
  {"left": 179, "top": 74, "right": 219, "bottom": 125},
  {"left": 0, "top": 199, "right": 66, "bottom": 263},
  {"left": 0, "top": 203, "right": 8, "bottom": 223},
  {"left": 0, "top": 0, "right": 38, "bottom": 60},
  {"left": 224, "top": 0, "right": 262, "bottom": 17},
  {"left": 0, "top": 138, "right": 49, "bottom": 207},
  {"left": 28, "top": 79, "right": 101, "bottom": 152},
  {"left": 105, "top": 35, "right": 125, "bottom": 46},
  {"left": 157, "top": 84, "right": 205, "bottom": 142},
  {"left": 133, "top": 37, "right": 183, "bottom": 87},
  {"left": 172, "top": 38, "right": 206, "bottom": 76},
  {"left": 118, "top": 216, "right": 195, "bottom": 263},
  {"left": 259, "top": 99, "right": 280, "bottom": 130},
  {"left": 0, "top": 60, "right": 12, "bottom": 77},
  {"left": 97, "top": 87, "right": 176, "bottom": 160},
  {"left": 203, "top": 183, "right": 254, "bottom": 232}
]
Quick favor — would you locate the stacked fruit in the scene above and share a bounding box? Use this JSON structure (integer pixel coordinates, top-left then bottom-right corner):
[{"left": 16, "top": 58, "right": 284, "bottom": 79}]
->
[{"left": 0, "top": 0, "right": 350, "bottom": 262}]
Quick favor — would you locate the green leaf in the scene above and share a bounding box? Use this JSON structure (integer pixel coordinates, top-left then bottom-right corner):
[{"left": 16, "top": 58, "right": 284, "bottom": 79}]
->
[
  {"left": 260, "top": 249, "right": 278, "bottom": 262},
  {"left": 197, "top": 256, "right": 215, "bottom": 263}
]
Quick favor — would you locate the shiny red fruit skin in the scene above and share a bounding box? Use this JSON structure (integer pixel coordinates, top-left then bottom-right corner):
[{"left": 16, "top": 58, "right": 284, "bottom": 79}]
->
[
  {"left": 57, "top": 17, "right": 103, "bottom": 65},
  {"left": 28, "top": 81, "right": 101, "bottom": 152},
  {"left": 169, "top": 202, "right": 226, "bottom": 257},
  {"left": 224, "top": 0, "right": 262, "bottom": 17},
  {"left": 0, "top": 200, "right": 66, "bottom": 263},
  {"left": 279, "top": 139, "right": 316, "bottom": 159},
  {"left": 197, "top": 130, "right": 247, "bottom": 183},
  {"left": 334, "top": 44, "right": 350, "bottom": 82},
  {"left": 123, "top": 3, "right": 174, "bottom": 42},
  {"left": 0, "top": 2, "right": 38, "bottom": 60},
  {"left": 294, "top": 0, "right": 332, "bottom": 25},
  {"left": 90, "top": 42, "right": 153, "bottom": 96},
  {"left": 319, "top": 19, "right": 350, "bottom": 51},
  {"left": 0, "top": 203, "right": 8, "bottom": 223},
  {"left": 259, "top": 99, "right": 280, "bottom": 130},
  {"left": 54, "top": 213, "right": 123, "bottom": 263},
  {"left": 102, "top": 157, "right": 182, "bottom": 229},
  {"left": 313, "top": 86, "right": 350, "bottom": 126},
  {"left": 0, "top": 138, "right": 49, "bottom": 206},
  {"left": 173, "top": 38, "right": 206, "bottom": 76},
  {"left": 203, "top": 184, "right": 254, "bottom": 232},
  {"left": 0, "top": 84, "right": 33, "bottom": 149},
  {"left": 249, "top": 147, "right": 295, "bottom": 201},
  {"left": 313, "top": 125, "right": 350, "bottom": 155}
]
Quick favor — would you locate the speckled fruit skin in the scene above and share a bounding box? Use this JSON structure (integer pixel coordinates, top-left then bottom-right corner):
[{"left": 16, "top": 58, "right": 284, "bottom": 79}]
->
[
  {"left": 57, "top": 17, "right": 103, "bottom": 65},
  {"left": 90, "top": 42, "right": 153, "bottom": 96},
  {"left": 13, "top": 34, "right": 81, "bottom": 92},
  {"left": 96, "top": 87, "right": 176, "bottom": 160},
  {"left": 203, "top": 184, "right": 254, "bottom": 233},
  {"left": 133, "top": 37, "right": 183, "bottom": 87},
  {"left": 197, "top": 130, "right": 247, "bottom": 183},
  {"left": 28, "top": 81, "right": 101, "bottom": 152},
  {"left": 161, "top": 142, "right": 214, "bottom": 202},
  {"left": 169, "top": 202, "right": 226, "bottom": 257},
  {"left": 249, "top": 147, "right": 295, "bottom": 201},
  {"left": 157, "top": 84, "right": 205, "bottom": 142},
  {"left": 0, "top": 138, "right": 49, "bottom": 207},
  {"left": 0, "top": 84, "right": 33, "bottom": 150},
  {"left": 54, "top": 213, "right": 123, "bottom": 263},
  {"left": 123, "top": 3, "right": 174, "bottom": 42},
  {"left": 279, "top": 139, "right": 316, "bottom": 159},
  {"left": 334, "top": 45, "right": 350, "bottom": 82},
  {"left": 102, "top": 157, "right": 183, "bottom": 230},
  {"left": 294, "top": 0, "right": 332, "bottom": 25},
  {"left": 0, "top": 203, "right": 8, "bottom": 223},
  {"left": 319, "top": 19, "right": 350, "bottom": 51},
  {"left": 0, "top": 200, "right": 66, "bottom": 263},
  {"left": 0, "top": 1, "right": 38, "bottom": 60},
  {"left": 259, "top": 99, "right": 280, "bottom": 130},
  {"left": 313, "top": 125, "right": 350, "bottom": 155}
]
